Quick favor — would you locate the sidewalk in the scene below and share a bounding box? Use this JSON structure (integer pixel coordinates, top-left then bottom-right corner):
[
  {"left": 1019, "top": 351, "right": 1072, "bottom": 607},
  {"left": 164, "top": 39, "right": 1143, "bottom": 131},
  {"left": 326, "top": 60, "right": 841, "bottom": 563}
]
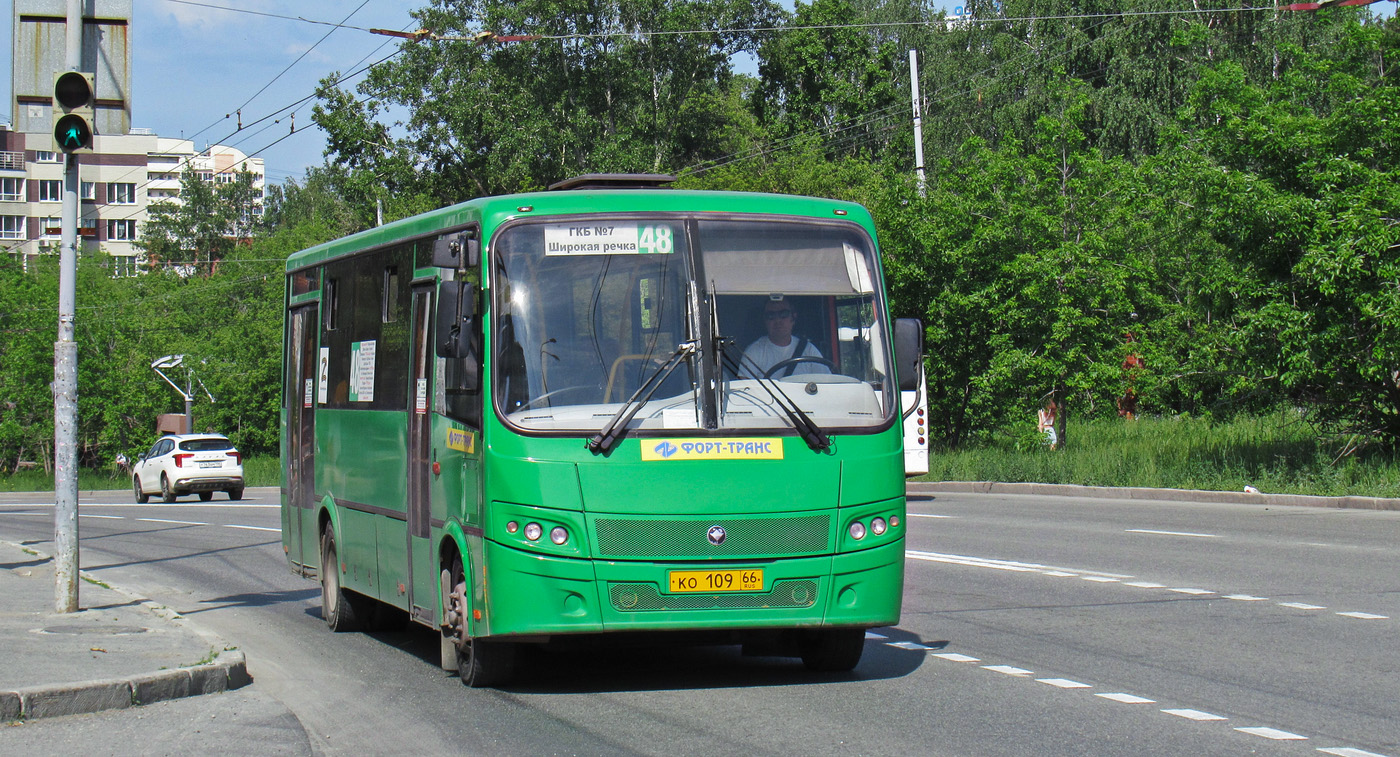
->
[{"left": 0, "top": 539, "right": 249, "bottom": 723}]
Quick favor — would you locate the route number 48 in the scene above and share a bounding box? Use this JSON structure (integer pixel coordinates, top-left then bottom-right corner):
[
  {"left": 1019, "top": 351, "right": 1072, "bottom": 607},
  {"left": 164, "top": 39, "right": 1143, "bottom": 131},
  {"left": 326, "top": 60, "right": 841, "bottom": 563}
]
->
[{"left": 638, "top": 225, "right": 674, "bottom": 254}]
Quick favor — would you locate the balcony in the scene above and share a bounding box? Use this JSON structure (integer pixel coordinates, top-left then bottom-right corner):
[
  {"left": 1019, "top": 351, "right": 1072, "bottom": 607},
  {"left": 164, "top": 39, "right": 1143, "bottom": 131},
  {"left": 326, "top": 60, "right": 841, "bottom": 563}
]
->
[{"left": 0, "top": 152, "right": 24, "bottom": 171}]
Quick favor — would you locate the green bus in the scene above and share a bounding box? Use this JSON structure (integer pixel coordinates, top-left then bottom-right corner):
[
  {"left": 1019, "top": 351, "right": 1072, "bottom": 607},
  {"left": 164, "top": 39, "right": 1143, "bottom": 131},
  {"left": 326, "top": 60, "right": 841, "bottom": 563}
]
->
[{"left": 281, "top": 174, "right": 922, "bottom": 686}]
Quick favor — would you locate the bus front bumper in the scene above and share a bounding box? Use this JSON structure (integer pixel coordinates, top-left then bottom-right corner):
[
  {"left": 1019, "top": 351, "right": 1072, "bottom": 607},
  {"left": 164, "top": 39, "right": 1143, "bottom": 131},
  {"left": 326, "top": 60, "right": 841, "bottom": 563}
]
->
[{"left": 480, "top": 538, "right": 904, "bottom": 638}]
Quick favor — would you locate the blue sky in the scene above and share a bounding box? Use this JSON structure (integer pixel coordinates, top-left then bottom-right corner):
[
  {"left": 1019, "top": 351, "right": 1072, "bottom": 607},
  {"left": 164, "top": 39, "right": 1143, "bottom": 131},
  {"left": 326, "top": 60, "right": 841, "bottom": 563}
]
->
[
  {"left": 3, "top": 0, "right": 421, "bottom": 184},
  {"left": 5, "top": 0, "right": 1393, "bottom": 187}
]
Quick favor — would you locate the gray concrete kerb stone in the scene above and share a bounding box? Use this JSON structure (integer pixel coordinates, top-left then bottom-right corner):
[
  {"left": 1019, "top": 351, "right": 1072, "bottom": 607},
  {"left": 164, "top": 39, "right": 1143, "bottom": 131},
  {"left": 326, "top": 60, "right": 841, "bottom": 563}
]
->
[
  {"left": 908, "top": 480, "right": 1400, "bottom": 511},
  {"left": 3, "top": 649, "right": 250, "bottom": 721}
]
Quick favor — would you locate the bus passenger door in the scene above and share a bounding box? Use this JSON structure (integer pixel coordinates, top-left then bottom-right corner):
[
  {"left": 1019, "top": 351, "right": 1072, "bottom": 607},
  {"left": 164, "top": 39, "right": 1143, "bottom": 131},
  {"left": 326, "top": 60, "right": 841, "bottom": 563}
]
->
[
  {"left": 406, "top": 286, "right": 434, "bottom": 621},
  {"left": 284, "top": 304, "right": 318, "bottom": 573}
]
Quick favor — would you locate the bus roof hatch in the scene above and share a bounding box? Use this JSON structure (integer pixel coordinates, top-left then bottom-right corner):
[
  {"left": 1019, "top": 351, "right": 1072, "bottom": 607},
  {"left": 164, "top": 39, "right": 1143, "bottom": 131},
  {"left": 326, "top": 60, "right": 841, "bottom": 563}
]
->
[{"left": 547, "top": 174, "right": 677, "bottom": 191}]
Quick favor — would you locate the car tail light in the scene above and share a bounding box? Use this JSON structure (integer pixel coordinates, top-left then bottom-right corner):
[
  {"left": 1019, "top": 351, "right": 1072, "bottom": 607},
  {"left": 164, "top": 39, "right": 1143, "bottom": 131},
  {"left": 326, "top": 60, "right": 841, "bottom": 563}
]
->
[
  {"left": 227, "top": 451, "right": 242, "bottom": 464},
  {"left": 174, "top": 453, "right": 193, "bottom": 467}
]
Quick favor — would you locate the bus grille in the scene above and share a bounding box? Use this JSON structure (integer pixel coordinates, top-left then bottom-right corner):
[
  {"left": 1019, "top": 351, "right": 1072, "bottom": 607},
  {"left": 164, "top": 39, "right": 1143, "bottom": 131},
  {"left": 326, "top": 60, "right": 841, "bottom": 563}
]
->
[
  {"left": 609, "top": 580, "right": 819, "bottom": 611},
  {"left": 594, "top": 515, "right": 831, "bottom": 558}
]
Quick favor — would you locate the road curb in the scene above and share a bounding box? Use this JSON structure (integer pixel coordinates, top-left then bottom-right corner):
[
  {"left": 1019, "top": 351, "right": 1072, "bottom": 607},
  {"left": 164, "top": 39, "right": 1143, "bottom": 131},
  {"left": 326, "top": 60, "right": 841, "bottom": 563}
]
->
[
  {"left": 908, "top": 481, "right": 1400, "bottom": 511},
  {"left": 1, "top": 649, "right": 249, "bottom": 722}
]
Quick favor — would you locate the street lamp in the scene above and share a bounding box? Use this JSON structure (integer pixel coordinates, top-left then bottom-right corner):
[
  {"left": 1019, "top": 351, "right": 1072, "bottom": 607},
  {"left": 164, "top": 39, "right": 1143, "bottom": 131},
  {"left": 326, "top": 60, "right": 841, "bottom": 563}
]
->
[{"left": 151, "top": 354, "right": 215, "bottom": 434}]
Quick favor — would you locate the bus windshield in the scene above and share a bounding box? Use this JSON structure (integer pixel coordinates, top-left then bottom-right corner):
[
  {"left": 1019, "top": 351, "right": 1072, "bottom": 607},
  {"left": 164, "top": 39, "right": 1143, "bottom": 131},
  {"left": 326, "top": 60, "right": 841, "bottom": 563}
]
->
[{"left": 494, "top": 215, "right": 894, "bottom": 435}]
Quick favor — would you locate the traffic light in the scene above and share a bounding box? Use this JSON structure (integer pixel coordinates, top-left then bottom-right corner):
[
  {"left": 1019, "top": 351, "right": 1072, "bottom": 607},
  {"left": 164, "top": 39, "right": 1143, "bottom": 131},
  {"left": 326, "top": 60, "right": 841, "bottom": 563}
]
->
[{"left": 52, "top": 71, "right": 95, "bottom": 153}]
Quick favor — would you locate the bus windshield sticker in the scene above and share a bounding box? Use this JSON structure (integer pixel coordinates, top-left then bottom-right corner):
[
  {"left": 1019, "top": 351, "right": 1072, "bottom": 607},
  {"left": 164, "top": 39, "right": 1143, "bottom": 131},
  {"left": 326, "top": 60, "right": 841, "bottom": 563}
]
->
[
  {"left": 543, "top": 223, "right": 675, "bottom": 256},
  {"left": 446, "top": 427, "right": 475, "bottom": 453},
  {"left": 348, "top": 340, "right": 376, "bottom": 402},
  {"left": 641, "top": 438, "right": 783, "bottom": 461}
]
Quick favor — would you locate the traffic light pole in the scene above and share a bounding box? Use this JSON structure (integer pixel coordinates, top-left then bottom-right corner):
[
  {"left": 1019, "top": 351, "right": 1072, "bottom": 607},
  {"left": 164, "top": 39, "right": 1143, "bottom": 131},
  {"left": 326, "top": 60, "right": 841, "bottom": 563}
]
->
[{"left": 53, "top": 0, "right": 83, "bottom": 613}]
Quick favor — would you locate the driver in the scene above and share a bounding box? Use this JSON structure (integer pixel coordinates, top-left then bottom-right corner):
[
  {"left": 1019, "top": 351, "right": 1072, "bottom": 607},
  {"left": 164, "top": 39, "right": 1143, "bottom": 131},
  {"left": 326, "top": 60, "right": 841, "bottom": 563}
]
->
[{"left": 740, "top": 296, "right": 831, "bottom": 378}]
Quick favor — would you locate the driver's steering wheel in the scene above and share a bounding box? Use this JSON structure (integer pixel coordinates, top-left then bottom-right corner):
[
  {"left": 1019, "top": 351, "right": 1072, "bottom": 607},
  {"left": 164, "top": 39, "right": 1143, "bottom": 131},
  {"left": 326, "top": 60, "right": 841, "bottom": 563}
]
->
[{"left": 763, "top": 356, "right": 837, "bottom": 379}]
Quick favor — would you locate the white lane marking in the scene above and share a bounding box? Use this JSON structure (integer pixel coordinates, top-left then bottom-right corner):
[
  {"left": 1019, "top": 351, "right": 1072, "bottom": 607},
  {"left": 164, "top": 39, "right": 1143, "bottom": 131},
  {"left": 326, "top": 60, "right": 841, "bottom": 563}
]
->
[
  {"left": 905, "top": 551, "right": 1389, "bottom": 622},
  {"left": 1126, "top": 529, "right": 1220, "bottom": 538},
  {"left": 906, "top": 551, "right": 1042, "bottom": 573},
  {"left": 983, "top": 665, "right": 1033, "bottom": 676},
  {"left": 905, "top": 550, "right": 1133, "bottom": 579},
  {"left": 934, "top": 649, "right": 1377, "bottom": 753},
  {"left": 865, "top": 631, "right": 887, "bottom": 640},
  {"left": 1, "top": 512, "right": 48, "bottom": 516},
  {"left": 136, "top": 518, "right": 208, "bottom": 526},
  {"left": 18, "top": 503, "right": 277, "bottom": 509},
  {"left": 1038, "top": 678, "right": 1091, "bottom": 689},
  {"left": 1097, "top": 693, "right": 1155, "bottom": 704},
  {"left": 907, "top": 513, "right": 954, "bottom": 518},
  {"left": 888, "top": 641, "right": 935, "bottom": 650},
  {"left": 222, "top": 524, "right": 280, "bottom": 533},
  {"left": 79, "top": 514, "right": 123, "bottom": 519},
  {"left": 1163, "top": 708, "right": 1227, "bottom": 721},
  {"left": 1236, "top": 727, "right": 1306, "bottom": 740}
]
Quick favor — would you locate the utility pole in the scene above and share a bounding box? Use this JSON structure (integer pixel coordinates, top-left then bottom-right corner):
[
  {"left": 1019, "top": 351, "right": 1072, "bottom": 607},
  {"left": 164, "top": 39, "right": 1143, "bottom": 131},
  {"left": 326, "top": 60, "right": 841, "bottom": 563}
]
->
[
  {"left": 910, "top": 49, "right": 927, "bottom": 197},
  {"left": 53, "top": 0, "right": 84, "bottom": 613}
]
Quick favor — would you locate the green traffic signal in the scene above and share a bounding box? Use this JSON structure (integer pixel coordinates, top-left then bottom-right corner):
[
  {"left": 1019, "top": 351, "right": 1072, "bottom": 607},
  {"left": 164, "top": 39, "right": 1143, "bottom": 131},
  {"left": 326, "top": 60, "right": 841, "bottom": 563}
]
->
[{"left": 53, "top": 114, "right": 92, "bottom": 151}]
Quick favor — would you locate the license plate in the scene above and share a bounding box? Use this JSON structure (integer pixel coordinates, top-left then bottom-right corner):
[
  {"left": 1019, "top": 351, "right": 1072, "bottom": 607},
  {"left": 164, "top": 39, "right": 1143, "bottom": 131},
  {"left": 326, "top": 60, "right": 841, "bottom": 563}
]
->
[
  {"left": 198, "top": 461, "right": 220, "bottom": 469},
  {"left": 668, "top": 569, "right": 764, "bottom": 593}
]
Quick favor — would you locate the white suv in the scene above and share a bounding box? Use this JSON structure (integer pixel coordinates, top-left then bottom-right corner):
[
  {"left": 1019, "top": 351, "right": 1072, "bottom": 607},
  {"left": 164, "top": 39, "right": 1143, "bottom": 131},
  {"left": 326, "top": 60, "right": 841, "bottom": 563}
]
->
[{"left": 133, "top": 434, "right": 245, "bottom": 503}]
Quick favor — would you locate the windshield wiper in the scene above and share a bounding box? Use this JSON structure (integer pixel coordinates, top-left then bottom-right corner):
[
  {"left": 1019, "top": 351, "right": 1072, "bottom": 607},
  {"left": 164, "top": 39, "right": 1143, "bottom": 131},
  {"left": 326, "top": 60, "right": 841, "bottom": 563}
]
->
[
  {"left": 587, "top": 341, "right": 697, "bottom": 454},
  {"left": 717, "top": 339, "right": 831, "bottom": 453}
]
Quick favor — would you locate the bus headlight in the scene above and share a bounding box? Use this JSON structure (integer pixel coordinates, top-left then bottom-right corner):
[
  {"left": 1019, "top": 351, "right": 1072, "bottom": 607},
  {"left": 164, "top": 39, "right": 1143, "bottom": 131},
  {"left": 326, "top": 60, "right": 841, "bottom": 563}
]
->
[
  {"left": 871, "top": 517, "right": 887, "bottom": 536},
  {"left": 849, "top": 521, "right": 867, "bottom": 540},
  {"left": 506, "top": 521, "right": 519, "bottom": 534},
  {"left": 550, "top": 526, "right": 568, "bottom": 545},
  {"left": 524, "top": 522, "right": 543, "bottom": 541}
]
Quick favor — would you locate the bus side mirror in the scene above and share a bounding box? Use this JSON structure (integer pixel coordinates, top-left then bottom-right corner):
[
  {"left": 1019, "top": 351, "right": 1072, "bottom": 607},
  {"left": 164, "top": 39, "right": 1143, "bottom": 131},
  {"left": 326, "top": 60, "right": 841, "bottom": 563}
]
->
[
  {"left": 433, "top": 231, "right": 480, "bottom": 269},
  {"left": 436, "top": 279, "right": 480, "bottom": 360},
  {"left": 894, "top": 318, "right": 924, "bottom": 392}
]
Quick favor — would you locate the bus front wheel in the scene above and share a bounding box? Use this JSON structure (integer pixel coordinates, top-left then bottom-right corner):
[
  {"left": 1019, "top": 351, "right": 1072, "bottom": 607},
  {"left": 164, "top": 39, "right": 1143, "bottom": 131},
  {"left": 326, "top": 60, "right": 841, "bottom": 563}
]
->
[
  {"left": 448, "top": 555, "right": 515, "bottom": 688},
  {"left": 799, "top": 628, "right": 865, "bottom": 672}
]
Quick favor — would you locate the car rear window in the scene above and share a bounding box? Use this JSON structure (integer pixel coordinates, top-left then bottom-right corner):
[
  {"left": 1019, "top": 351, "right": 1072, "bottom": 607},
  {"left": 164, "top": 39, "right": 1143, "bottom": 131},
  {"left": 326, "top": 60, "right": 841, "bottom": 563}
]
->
[{"left": 179, "top": 439, "right": 234, "bottom": 452}]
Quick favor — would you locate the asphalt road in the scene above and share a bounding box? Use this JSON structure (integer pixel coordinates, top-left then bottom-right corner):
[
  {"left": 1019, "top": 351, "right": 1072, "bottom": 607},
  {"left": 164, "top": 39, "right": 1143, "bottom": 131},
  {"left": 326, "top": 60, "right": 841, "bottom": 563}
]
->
[{"left": 1, "top": 488, "right": 1396, "bottom": 756}]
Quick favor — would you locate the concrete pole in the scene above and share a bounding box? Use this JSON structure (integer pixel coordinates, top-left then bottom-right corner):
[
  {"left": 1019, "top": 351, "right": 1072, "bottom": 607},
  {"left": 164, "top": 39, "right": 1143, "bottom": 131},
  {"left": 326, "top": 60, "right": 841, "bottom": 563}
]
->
[
  {"left": 53, "top": 0, "right": 83, "bottom": 612},
  {"left": 910, "top": 49, "right": 926, "bottom": 197},
  {"left": 186, "top": 376, "right": 194, "bottom": 434}
]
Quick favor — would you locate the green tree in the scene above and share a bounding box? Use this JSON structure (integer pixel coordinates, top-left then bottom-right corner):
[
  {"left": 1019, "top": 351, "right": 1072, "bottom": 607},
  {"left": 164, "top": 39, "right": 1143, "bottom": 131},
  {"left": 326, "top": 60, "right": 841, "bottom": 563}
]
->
[
  {"left": 314, "top": 0, "right": 785, "bottom": 204},
  {"left": 138, "top": 169, "right": 262, "bottom": 273}
]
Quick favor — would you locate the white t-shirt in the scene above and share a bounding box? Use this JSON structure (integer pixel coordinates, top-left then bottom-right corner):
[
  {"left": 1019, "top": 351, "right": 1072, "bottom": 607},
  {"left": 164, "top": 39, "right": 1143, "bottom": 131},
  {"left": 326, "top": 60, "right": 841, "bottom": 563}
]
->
[{"left": 739, "top": 336, "right": 831, "bottom": 378}]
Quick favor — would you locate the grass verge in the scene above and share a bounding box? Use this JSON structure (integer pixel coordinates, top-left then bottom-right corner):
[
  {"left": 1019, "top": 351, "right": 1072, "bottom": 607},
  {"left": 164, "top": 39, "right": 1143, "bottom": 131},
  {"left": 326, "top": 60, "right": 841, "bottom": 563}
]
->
[
  {"left": 0, "top": 455, "right": 280, "bottom": 492},
  {"left": 918, "top": 413, "right": 1400, "bottom": 498}
]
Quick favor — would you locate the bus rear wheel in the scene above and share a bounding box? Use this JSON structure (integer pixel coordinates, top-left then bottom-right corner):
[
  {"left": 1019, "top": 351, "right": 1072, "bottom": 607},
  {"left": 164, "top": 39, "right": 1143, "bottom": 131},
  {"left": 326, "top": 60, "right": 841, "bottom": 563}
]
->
[
  {"left": 320, "top": 527, "right": 367, "bottom": 632},
  {"left": 448, "top": 555, "right": 515, "bottom": 688},
  {"left": 799, "top": 628, "right": 865, "bottom": 672}
]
